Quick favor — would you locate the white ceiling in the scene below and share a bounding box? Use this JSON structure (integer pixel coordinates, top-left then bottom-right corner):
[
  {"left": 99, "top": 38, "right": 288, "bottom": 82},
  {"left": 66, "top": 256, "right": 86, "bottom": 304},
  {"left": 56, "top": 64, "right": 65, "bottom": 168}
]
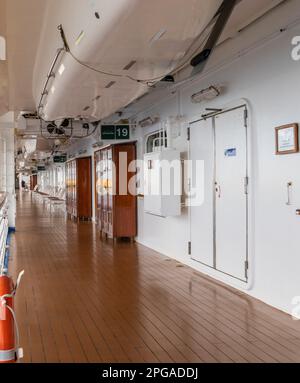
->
[
  {"left": 33, "top": 0, "right": 223, "bottom": 121},
  {"left": 0, "top": 0, "right": 286, "bottom": 122}
]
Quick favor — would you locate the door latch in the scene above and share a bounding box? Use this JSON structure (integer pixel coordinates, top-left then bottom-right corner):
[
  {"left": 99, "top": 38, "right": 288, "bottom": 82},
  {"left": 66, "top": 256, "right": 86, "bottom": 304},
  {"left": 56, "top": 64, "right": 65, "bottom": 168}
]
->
[
  {"left": 244, "top": 177, "right": 249, "bottom": 195},
  {"left": 215, "top": 182, "right": 221, "bottom": 198}
]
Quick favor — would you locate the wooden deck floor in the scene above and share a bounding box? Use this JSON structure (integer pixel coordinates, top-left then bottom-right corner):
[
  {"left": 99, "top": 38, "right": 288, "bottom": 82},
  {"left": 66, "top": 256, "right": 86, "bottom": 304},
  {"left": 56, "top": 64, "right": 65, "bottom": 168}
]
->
[{"left": 9, "top": 192, "right": 300, "bottom": 363}]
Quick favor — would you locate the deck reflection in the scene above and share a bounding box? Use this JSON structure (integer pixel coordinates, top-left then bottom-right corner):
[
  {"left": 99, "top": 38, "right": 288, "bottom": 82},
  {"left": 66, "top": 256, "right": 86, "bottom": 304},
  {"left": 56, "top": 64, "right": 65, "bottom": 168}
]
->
[{"left": 9, "top": 192, "right": 300, "bottom": 363}]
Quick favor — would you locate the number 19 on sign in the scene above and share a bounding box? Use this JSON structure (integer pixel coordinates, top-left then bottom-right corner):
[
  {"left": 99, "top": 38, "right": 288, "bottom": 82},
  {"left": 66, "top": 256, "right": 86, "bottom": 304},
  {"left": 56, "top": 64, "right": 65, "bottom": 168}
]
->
[{"left": 101, "top": 125, "right": 130, "bottom": 140}]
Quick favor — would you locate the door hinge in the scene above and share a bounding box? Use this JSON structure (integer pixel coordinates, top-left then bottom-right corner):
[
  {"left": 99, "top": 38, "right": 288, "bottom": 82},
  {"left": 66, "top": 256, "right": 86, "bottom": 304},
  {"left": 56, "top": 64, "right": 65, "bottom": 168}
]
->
[
  {"left": 244, "top": 176, "right": 249, "bottom": 195},
  {"left": 245, "top": 260, "right": 249, "bottom": 279},
  {"left": 187, "top": 127, "right": 190, "bottom": 141},
  {"left": 188, "top": 178, "right": 191, "bottom": 193},
  {"left": 188, "top": 241, "right": 192, "bottom": 255},
  {"left": 244, "top": 108, "right": 248, "bottom": 127}
]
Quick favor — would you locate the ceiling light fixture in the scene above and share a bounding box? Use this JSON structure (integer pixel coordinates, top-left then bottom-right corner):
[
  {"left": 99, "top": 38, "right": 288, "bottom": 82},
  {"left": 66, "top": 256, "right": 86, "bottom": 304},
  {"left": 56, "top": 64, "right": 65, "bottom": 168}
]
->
[
  {"left": 0, "top": 36, "right": 6, "bottom": 60},
  {"left": 58, "top": 63, "right": 65, "bottom": 75},
  {"left": 149, "top": 28, "right": 167, "bottom": 45},
  {"left": 139, "top": 116, "right": 160, "bottom": 128},
  {"left": 75, "top": 31, "right": 85, "bottom": 45},
  {"left": 191, "top": 86, "right": 221, "bottom": 103}
]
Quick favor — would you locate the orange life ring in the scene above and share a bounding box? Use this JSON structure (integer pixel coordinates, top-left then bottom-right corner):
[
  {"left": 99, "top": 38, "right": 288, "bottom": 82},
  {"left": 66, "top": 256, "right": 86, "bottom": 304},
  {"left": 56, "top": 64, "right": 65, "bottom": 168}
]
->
[{"left": 0, "top": 276, "right": 16, "bottom": 363}]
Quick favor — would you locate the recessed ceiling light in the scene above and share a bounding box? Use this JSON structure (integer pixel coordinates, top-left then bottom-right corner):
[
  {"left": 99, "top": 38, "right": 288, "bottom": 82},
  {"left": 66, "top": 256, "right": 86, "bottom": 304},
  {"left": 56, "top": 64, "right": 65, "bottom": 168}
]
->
[
  {"left": 75, "top": 31, "right": 85, "bottom": 46},
  {"left": 149, "top": 28, "right": 167, "bottom": 45},
  {"left": 58, "top": 64, "right": 65, "bottom": 75},
  {"left": 0, "top": 36, "right": 6, "bottom": 61}
]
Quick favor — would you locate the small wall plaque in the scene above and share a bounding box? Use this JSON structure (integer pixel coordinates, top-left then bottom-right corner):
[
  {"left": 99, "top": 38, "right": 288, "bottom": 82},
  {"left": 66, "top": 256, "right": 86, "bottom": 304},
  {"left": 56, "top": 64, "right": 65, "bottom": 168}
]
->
[{"left": 275, "top": 123, "right": 299, "bottom": 155}]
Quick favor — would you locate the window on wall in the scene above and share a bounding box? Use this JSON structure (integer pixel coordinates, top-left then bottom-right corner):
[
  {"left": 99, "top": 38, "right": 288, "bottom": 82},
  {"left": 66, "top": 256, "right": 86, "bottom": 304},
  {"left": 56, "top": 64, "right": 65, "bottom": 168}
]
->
[{"left": 146, "top": 130, "right": 168, "bottom": 153}]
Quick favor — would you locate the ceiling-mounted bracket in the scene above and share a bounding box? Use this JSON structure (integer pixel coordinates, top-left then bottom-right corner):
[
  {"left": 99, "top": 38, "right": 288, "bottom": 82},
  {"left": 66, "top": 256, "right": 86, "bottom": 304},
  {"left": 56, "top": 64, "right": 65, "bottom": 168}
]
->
[{"left": 190, "top": 0, "right": 238, "bottom": 76}]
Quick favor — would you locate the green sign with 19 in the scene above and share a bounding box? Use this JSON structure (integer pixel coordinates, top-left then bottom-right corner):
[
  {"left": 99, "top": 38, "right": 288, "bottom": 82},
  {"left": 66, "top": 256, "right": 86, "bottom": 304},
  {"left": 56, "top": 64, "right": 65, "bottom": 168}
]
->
[
  {"left": 116, "top": 125, "right": 130, "bottom": 139},
  {"left": 101, "top": 125, "right": 130, "bottom": 140}
]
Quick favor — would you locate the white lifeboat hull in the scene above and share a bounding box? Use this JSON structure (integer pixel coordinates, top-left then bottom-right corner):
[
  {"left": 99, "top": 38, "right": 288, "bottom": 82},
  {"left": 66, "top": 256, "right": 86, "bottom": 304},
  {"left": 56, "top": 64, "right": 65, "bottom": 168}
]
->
[{"left": 33, "top": 0, "right": 223, "bottom": 121}]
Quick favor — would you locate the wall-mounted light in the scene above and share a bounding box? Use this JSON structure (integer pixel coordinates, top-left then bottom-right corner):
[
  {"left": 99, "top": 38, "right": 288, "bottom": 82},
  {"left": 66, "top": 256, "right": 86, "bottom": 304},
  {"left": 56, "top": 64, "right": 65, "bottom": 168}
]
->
[
  {"left": 191, "top": 85, "right": 221, "bottom": 103},
  {"left": 139, "top": 116, "right": 160, "bottom": 128},
  {"left": 92, "top": 142, "right": 104, "bottom": 148}
]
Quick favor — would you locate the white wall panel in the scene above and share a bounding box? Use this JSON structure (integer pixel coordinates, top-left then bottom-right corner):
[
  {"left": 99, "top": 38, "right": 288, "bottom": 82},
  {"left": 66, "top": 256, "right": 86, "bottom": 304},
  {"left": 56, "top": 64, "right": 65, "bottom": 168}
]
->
[
  {"left": 135, "top": 19, "right": 300, "bottom": 314},
  {"left": 70, "top": 1, "right": 300, "bottom": 314}
]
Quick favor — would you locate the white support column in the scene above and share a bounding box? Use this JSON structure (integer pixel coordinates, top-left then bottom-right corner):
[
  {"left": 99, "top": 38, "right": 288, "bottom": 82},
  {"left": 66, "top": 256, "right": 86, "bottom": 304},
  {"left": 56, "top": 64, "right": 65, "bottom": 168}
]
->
[{"left": 0, "top": 113, "right": 16, "bottom": 229}]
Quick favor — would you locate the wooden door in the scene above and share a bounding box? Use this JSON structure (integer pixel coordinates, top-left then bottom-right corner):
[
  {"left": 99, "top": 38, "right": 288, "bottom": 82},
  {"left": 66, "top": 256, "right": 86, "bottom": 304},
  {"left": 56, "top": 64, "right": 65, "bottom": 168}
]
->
[
  {"left": 101, "top": 149, "right": 108, "bottom": 234},
  {"left": 95, "top": 150, "right": 102, "bottom": 229},
  {"left": 30, "top": 175, "right": 37, "bottom": 191},
  {"left": 113, "top": 143, "right": 137, "bottom": 238},
  {"left": 66, "top": 162, "right": 72, "bottom": 215},
  {"left": 72, "top": 160, "right": 77, "bottom": 217},
  {"left": 107, "top": 147, "right": 114, "bottom": 237},
  {"left": 76, "top": 157, "right": 92, "bottom": 219}
]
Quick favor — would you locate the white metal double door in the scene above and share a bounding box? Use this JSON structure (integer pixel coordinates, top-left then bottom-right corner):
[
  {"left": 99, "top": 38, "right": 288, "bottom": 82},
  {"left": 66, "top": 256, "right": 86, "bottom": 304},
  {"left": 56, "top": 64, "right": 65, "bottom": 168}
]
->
[{"left": 189, "top": 106, "right": 248, "bottom": 282}]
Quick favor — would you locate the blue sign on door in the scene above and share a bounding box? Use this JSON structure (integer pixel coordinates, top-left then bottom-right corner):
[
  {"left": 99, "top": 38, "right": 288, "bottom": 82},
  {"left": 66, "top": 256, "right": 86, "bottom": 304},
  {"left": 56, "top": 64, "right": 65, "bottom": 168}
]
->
[{"left": 224, "top": 148, "right": 237, "bottom": 157}]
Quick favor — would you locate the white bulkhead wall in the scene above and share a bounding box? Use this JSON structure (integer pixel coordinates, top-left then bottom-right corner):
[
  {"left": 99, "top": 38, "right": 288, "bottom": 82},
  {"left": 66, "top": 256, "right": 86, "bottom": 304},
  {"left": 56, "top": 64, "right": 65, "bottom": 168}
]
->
[
  {"left": 71, "top": 0, "right": 300, "bottom": 314},
  {"left": 133, "top": 5, "right": 300, "bottom": 314}
]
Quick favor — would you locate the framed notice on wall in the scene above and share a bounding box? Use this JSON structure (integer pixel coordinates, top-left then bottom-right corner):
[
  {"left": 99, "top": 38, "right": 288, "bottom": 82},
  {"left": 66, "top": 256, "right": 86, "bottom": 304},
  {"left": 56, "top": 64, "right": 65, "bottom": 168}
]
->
[{"left": 275, "top": 123, "right": 299, "bottom": 155}]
